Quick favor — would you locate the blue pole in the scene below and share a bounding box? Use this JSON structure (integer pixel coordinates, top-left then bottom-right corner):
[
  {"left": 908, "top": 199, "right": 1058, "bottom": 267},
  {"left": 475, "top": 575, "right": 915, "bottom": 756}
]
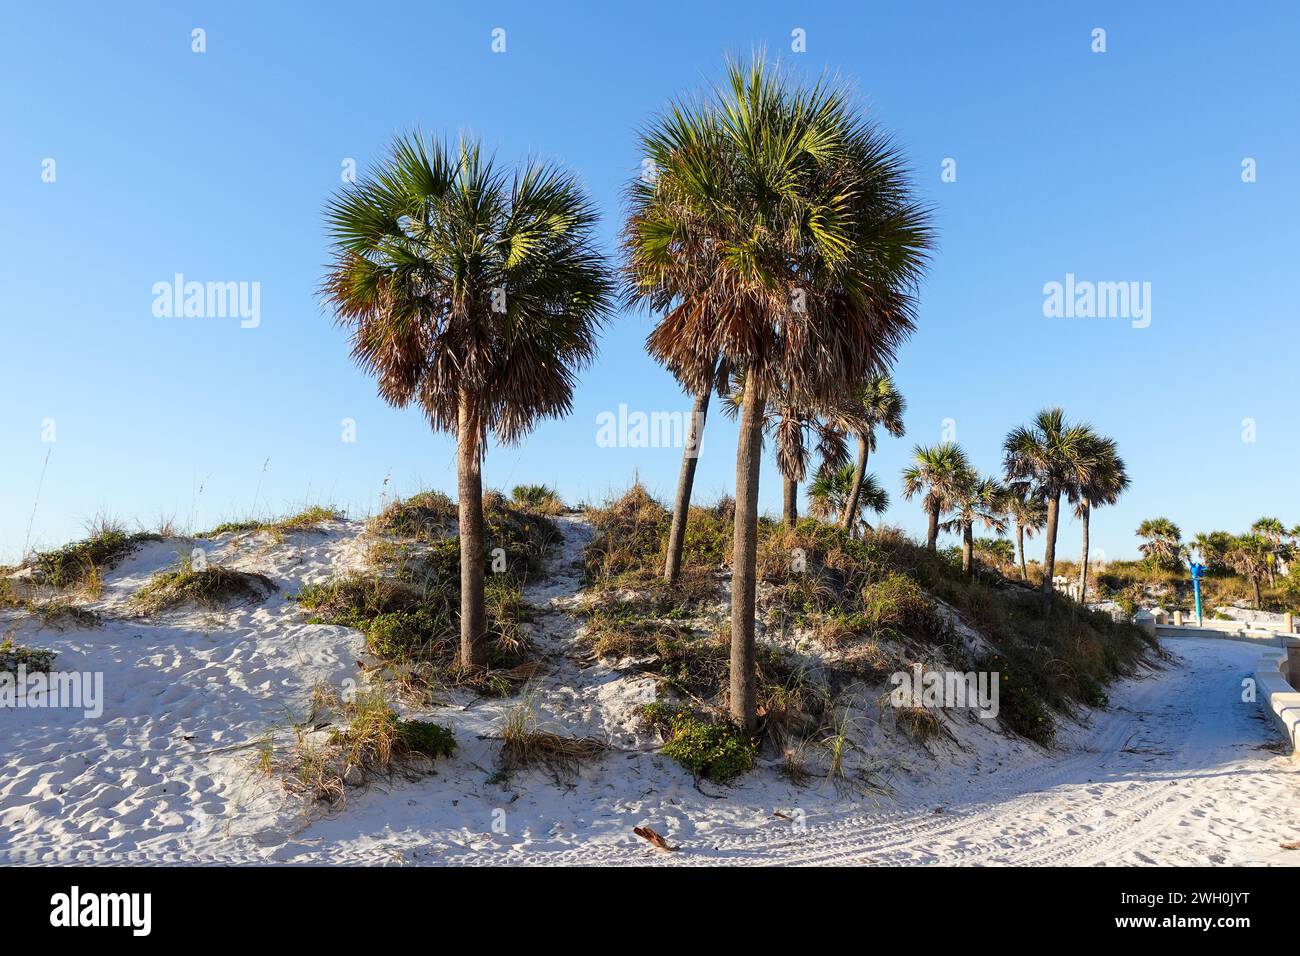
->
[{"left": 1190, "top": 562, "right": 1205, "bottom": 626}]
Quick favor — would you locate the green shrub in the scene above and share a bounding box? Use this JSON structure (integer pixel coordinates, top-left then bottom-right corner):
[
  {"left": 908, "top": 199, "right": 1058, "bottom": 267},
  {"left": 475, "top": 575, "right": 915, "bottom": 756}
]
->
[
  {"left": 0, "top": 640, "right": 56, "bottom": 674},
  {"left": 660, "top": 712, "right": 757, "bottom": 783}
]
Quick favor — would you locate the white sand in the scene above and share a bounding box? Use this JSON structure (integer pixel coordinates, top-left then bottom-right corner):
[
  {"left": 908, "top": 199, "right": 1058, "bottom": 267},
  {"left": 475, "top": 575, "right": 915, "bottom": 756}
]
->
[{"left": 3, "top": 517, "right": 1297, "bottom": 865}]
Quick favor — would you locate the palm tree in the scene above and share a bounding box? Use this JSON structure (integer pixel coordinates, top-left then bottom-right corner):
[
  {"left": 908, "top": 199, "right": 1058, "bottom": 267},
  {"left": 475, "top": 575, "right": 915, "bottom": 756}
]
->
[
  {"left": 1003, "top": 484, "right": 1047, "bottom": 582},
  {"left": 1251, "top": 517, "right": 1286, "bottom": 585},
  {"left": 1191, "top": 530, "right": 1233, "bottom": 573},
  {"left": 1136, "top": 517, "right": 1184, "bottom": 570},
  {"left": 324, "top": 135, "right": 613, "bottom": 669},
  {"left": 1226, "top": 534, "right": 1271, "bottom": 609},
  {"left": 808, "top": 464, "right": 889, "bottom": 533},
  {"left": 623, "top": 57, "right": 932, "bottom": 730},
  {"left": 659, "top": 359, "right": 724, "bottom": 585},
  {"left": 825, "top": 374, "right": 906, "bottom": 535},
  {"left": 1072, "top": 435, "right": 1128, "bottom": 601},
  {"left": 941, "top": 474, "right": 1007, "bottom": 574},
  {"left": 1003, "top": 408, "right": 1101, "bottom": 606},
  {"left": 902, "top": 442, "right": 971, "bottom": 551}
]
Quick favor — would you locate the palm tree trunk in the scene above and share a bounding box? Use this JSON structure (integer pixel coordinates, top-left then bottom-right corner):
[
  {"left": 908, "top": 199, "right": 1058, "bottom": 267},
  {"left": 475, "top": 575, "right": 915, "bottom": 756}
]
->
[
  {"left": 457, "top": 395, "right": 487, "bottom": 669},
  {"left": 782, "top": 477, "right": 797, "bottom": 529},
  {"left": 730, "top": 371, "right": 764, "bottom": 732},
  {"left": 1017, "top": 522, "right": 1028, "bottom": 581},
  {"left": 926, "top": 503, "right": 940, "bottom": 551},
  {"left": 1077, "top": 502, "right": 1091, "bottom": 602},
  {"left": 962, "top": 522, "right": 973, "bottom": 574},
  {"left": 1040, "top": 491, "right": 1061, "bottom": 606},
  {"left": 663, "top": 385, "right": 712, "bottom": 584},
  {"left": 1252, "top": 576, "right": 1263, "bottom": 609},
  {"left": 839, "top": 434, "right": 869, "bottom": 532}
]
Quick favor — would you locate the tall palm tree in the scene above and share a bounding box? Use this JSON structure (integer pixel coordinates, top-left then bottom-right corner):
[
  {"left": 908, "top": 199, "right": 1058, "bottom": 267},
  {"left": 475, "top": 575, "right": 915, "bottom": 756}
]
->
[
  {"left": 825, "top": 374, "right": 906, "bottom": 534},
  {"left": 1226, "top": 534, "right": 1271, "bottom": 609},
  {"left": 1136, "top": 517, "right": 1184, "bottom": 570},
  {"left": 1003, "top": 484, "right": 1047, "bottom": 582},
  {"left": 623, "top": 57, "right": 932, "bottom": 730},
  {"left": 1003, "top": 408, "right": 1101, "bottom": 606},
  {"left": 324, "top": 135, "right": 613, "bottom": 669},
  {"left": 1251, "top": 517, "right": 1286, "bottom": 585},
  {"left": 941, "top": 474, "right": 1007, "bottom": 574},
  {"left": 902, "top": 442, "right": 972, "bottom": 551},
  {"left": 808, "top": 464, "right": 889, "bottom": 534},
  {"left": 1072, "top": 434, "right": 1128, "bottom": 601}
]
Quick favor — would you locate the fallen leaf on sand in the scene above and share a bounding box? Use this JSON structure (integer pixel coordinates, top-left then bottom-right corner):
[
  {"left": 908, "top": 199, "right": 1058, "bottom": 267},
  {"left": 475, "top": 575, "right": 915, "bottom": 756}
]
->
[
  {"left": 633, "top": 826, "right": 679, "bottom": 852},
  {"left": 1280, "top": 841, "right": 1300, "bottom": 850}
]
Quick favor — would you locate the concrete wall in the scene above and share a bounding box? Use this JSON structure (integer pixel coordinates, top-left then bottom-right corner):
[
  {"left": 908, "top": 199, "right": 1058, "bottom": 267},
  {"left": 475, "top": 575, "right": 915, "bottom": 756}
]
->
[{"left": 1254, "top": 649, "right": 1300, "bottom": 752}]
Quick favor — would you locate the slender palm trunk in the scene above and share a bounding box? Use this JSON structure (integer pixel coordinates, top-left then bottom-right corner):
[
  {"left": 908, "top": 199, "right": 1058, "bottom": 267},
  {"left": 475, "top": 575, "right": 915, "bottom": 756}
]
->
[
  {"left": 1040, "top": 491, "right": 1061, "bottom": 607},
  {"left": 782, "top": 477, "right": 797, "bottom": 529},
  {"left": 1016, "top": 522, "right": 1028, "bottom": 581},
  {"left": 961, "top": 522, "right": 973, "bottom": 574},
  {"left": 730, "top": 371, "right": 764, "bottom": 732},
  {"left": 839, "top": 434, "right": 869, "bottom": 532},
  {"left": 926, "top": 502, "right": 940, "bottom": 551},
  {"left": 1252, "top": 576, "right": 1263, "bottom": 609},
  {"left": 457, "top": 395, "right": 487, "bottom": 669},
  {"left": 663, "top": 385, "right": 712, "bottom": 584},
  {"left": 1077, "top": 502, "right": 1091, "bottom": 602}
]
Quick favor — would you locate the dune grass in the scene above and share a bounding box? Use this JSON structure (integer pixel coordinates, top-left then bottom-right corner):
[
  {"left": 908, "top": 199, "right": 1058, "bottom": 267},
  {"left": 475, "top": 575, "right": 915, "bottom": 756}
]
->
[
  {"left": 133, "top": 562, "right": 277, "bottom": 614},
  {"left": 274, "top": 686, "right": 456, "bottom": 805},
  {"left": 295, "top": 492, "right": 560, "bottom": 699},
  {"left": 30, "top": 521, "right": 160, "bottom": 588},
  {"left": 200, "top": 505, "right": 345, "bottom": 539}
]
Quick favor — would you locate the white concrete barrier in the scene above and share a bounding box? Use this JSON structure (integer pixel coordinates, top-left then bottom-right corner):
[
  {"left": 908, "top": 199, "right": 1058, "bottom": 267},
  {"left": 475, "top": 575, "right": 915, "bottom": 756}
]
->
[
  {"left": 1156, "top": 624, "right": 1286, "bottom": 647},
  {"left": 1255, "top": 650, "right": 1300, "bottom": 752}
]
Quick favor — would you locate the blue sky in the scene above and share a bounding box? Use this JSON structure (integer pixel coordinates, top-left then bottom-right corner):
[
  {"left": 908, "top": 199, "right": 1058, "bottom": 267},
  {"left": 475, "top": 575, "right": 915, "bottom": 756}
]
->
[{"left": 2, "top": 0, "right": 1297, "bottom": 564}]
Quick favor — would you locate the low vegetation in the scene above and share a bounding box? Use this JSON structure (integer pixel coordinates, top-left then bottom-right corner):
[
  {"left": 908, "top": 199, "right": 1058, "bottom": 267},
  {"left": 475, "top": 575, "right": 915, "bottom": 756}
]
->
[
  {"left": 582, "top": 483, "right": 1156, "bottom": 773},
  {"left": 511, "top": 484, "right": 566, "bottom": 515},
  {"left": 496, "top": 692, "right": 607, "bottom": 782},
  {"left": 30, "top": 522, "right": 160, "bottom": 588},
  {"left": 200, "top": 505, "right": 344, "bottom": 540},
  {"left": 270, "top": 685, "right": 456, "bottom": 805},
  {"left": 0, "top": 639, "right": 56, "bottom": 674},
  {"left": 134, "top": 561, "right": 277, "bottom": 614},
  {"left": 294, "top": 492, "right": 560, "bottom": 699}
]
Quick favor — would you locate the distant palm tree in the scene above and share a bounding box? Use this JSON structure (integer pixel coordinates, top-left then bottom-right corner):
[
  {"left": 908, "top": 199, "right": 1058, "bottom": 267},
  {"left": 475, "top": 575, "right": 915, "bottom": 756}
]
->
[
  {"left": 902, "top": 442, "right": 972, "bottom": 551},
  {"left": 825, "top": 375, "right": 906, "bottom": 534},
  {"left": 1072, "top": 434, "right": 1129, "bottom": 601},
  {"left": 1226, "top": 534, "right": 1271, "bottom": 609},
  {"left": 722, "top": 382, "right": 849, "bottom": 530},
  {"left": 808, "top": 464, "right": 889, "bottom": 533},
  {"left": 1004, "top": 484, "right": 1048, "bottom": 582},
  {"left": 1003, "top": 408, "right": 1101, "bottom": 606},
  {"left": 1136, "top": 517, "right": 1185, "bottom": 570},
  {"left": 623, "top": 57, "right": 932, "bottom": 730},
  {"left": 941, "top": 474, "right": 1007, "bottom": 574},
  {"left": 1251, "top": 517, "right": 1286, "bottom": 585},
  {"left": 1191, "top": 530, "right": 1233, "bottom": 573},
  {"left": 323, "top": 135, "right": 613, "bottom": 668}
]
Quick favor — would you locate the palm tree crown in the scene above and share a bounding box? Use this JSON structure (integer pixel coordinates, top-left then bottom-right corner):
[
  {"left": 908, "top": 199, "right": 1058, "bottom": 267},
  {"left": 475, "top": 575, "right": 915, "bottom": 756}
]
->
[
  {"left": 1136, "top": 517, "right": 1184, "bottom": 569},
  {"left": 902, "top": 442, "right": 971, "bottom": 550},
  {"left": 324, "top": 135, "right": 613, "bottom": 441}
]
